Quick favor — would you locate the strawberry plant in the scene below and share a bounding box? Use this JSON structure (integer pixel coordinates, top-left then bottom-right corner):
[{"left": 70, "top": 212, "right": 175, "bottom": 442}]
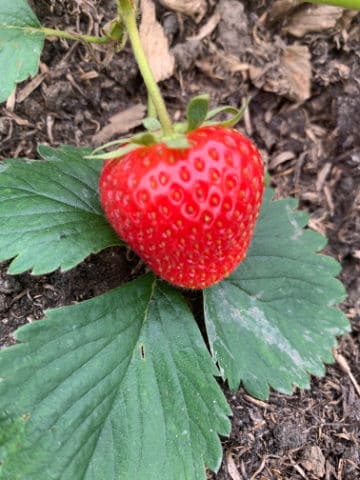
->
[{"left": 0, "top": 0, "right": 357, "bottom": 479}]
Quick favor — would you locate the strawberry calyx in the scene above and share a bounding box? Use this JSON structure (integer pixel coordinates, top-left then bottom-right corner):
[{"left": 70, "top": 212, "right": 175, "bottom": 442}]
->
[{"left": 86, "top": 95, "right": 249, "bottom": 160}]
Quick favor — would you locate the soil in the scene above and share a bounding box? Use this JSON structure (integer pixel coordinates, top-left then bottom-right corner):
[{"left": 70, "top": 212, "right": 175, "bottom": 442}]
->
[{"left": 1, "top": 1, "right": 360, "bottom": 479}]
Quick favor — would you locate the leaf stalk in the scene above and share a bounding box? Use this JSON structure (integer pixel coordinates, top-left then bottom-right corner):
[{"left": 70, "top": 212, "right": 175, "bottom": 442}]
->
[
  {"left": 40, "top": 26, "right": 111, "bottom": 44},
  {"left": 307, "top": 0, "right": 360, "bottom": 8}
]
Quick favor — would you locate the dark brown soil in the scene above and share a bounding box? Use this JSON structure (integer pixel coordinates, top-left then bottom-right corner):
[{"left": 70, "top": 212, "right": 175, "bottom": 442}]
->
[{"left": 1, "top": 1, "right": 359, "bottom": 478}]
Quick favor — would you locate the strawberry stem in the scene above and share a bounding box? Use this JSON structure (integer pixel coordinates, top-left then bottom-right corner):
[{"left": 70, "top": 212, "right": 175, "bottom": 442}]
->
[
  {"left": 147, "top": 97, "right": 157, "bottom": 120},
  {"left": 118, "top": 0, "right": 174, "bottom": 136}
]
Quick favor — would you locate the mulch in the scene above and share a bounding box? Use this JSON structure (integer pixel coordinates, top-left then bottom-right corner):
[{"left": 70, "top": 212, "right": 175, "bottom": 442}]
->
[{"left": 1, "top": 1, "right": 359, "bottom": 478}]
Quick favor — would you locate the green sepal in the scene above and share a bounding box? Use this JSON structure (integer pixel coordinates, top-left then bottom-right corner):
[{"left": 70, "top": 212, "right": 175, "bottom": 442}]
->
[
  {"left": 186, "top": 94, "right": 210, "bottom": 132},
  {"left": 130, "top": 131, "right": 158, "bottom": 146},
  {"left": 173, "top": 122, "right": 188, "bottom": 134},
  {"left": 177, "top": 95, "right": 249, "bottom": 134},
  {"left": 86, "top": 129, "right": 158, "bottom": 162},
  {"left": 90, "top": 138, "right": 129, "bottom": 156},
  {"left": 87, "top": 131, "right": 158, "bottom": 161},
  {"left": 163, "top": 135, "right": 190, "bottom": 149},
  {"left": 204, "top": 99, "right": 250, "bottom": 128},
  {"left": 87, "top": 94, "right": 250, "bottom": 159},
  {"left": 143, "top": 117, "right": 162, "bottom": 131},
  {"left": 85, "top": 143, "right": 139, "bottom": 160}
]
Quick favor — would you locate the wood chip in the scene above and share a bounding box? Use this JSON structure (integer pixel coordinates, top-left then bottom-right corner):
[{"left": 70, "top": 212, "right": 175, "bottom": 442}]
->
[
  {"left": 280, "top": 44, "right": 311, "bottom": 102},
  {"left": 334, "top": 351, "right": 360, "bottom": 398},
  {"left": 158, "top": 0, "right": 207, "bottom": 22},
  {"left": 6, "top": 89, "right": 16, "bottom": 112},
  {"left": 267, "top": 0, "right": 303, "bottom": 25},
  {"left": 243, "top": 393, "right": 272, "bottom": 409},
  {"left": 79, "top": 70, "right": 99, "bottom": 81},
  {"left": 243, "top": 98, "right": 253, "bottom": 136},
  {"left": 5, "top": 112, "right": 31, "bottom": 127},
  {"left": 284, "top": 5, "right": 345, "bottom": 37},
  {"left": 140, "top": 0, "right": 175, "bottom": 82},
  {"left": 324, "top": 185, "right": 335, "bottom": 215},
  {"left": 308, "top": 216, "right": 327, "bottom": 236},
  {"left": 249, "top": 41, "right": 311, "bottom": 103},
  {"left": 226, "top": 451, "right": 243, "bottom": 480},
  {"left": 316, "top": 162, "right": 332, "bottom": 191},
  {"left": 92, "top": 103, "right": 146, "bottom": 145},
  {"left": 46, "top": 114, "right": 55, "bottom": 144},
  {"left": 16, "top": 73, "right": 47, "bottom": 104},
  {"left": 189, "top": 10, "right": 221, "bottom": 41},
  {"left": 291, "top": 462, "right": 308, "bottom": 479},
  {"left": 270, "top": 151, "right": 295, "bottom": 169}
]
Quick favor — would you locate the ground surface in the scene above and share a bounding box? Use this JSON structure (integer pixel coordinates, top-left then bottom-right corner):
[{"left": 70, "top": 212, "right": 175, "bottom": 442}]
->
[{"left": 0, "top": 1, "right": 359, "bottom": 479}]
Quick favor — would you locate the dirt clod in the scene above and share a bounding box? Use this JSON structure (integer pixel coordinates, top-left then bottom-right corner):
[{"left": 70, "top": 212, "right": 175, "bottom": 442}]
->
[
  {"left": 300, "top": 445, "right": 326, "bottom": 477},
  {"left": 0, "top": 275, "right": 22, "bottom": 295},
  {"left": 273, "top": 419, "right": 308, "bottom": 450},
  {"left": 217, "top": 0, "right": 250, "bottom": 55}
]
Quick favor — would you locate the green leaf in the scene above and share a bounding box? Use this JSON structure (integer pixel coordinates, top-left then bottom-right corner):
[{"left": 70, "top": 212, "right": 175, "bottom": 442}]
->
[
  {"left": 0, "top": 0, "right": 44, "bottom": 102},
  {"left": 186, "top": 94, "right": 209, "bottom": 132},
  {"left": 204, "top": 189, "right": 350, "bottom": 400},
  {"left": 0, "top": 413, "right": 27, "bottom": 467},
  {"left": 0, "top": 275, "right": 231, "bottom": 480},
  {"left": 0, "top": 145, "right": 121, "bottom": 275}
]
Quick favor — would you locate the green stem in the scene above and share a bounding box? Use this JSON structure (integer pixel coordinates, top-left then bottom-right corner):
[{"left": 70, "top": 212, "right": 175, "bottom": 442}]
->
[
  {"left": 307, "top": 0, "right": 360, "bottom": 8},
  {"left": 118, "top": 0, "right": 174, "bottom": 136},
  {"left": 39, "top": 27, "right": 111, "bottom": 44},
  {"left": 147, "top": 96, "right": 157, "bottom": 119}
]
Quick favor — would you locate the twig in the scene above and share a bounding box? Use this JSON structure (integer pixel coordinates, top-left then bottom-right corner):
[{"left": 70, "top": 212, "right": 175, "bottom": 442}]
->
[{"left": 334, "top": 350, "right": 360, "bottom": 397}]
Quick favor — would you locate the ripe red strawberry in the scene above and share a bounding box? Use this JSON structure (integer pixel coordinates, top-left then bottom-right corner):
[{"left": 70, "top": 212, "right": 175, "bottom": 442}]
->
[{"left": 99, "top": 126, "right": 264, "bottom": 289}]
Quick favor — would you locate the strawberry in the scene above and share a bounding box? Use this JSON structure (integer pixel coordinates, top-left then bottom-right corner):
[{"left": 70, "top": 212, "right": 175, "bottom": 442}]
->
[{"left": 99, "top": 125, "right": 264, "bottom": 289}]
